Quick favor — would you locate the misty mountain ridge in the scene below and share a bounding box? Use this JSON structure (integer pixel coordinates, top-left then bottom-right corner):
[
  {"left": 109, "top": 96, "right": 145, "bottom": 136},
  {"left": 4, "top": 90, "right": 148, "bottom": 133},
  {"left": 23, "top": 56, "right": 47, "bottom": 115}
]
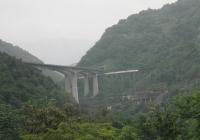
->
[
  {"left": 0, "top": 39, "right": 66, "bottom": 83},
  {"left": 79, "top": 0, "right": 200, "bottom": 98},
  {"left": 0, "top": 39, "right": 42, "bottom": 63}
]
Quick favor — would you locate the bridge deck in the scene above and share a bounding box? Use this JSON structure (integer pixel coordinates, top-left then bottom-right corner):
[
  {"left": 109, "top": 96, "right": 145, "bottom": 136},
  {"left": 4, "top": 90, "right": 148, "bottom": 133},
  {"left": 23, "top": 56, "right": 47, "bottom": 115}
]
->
[{"left": 25, "top": 62, "right": 102, "bottom": 73}]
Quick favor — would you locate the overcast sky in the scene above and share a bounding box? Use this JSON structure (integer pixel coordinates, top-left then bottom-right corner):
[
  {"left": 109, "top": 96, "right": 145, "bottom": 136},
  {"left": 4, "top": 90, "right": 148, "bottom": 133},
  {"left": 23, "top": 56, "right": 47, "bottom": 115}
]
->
[{"left": 0, "top": 0, "right": 177, "bottom": 64}]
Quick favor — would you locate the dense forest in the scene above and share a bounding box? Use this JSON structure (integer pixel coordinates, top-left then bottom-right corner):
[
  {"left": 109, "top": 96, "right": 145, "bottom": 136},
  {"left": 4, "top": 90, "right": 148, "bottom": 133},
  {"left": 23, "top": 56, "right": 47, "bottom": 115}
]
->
[
  {"left": 0, "top": 52, "right": 69, "bottom": 139},
  {"left": 0, "top": 52, "right": 67, "bottom": 107},
  {"left": 78, "top": 0, "right": 200, "bottom": 109},
  {"left": 22, "top": 92, "right": 200, "bottom": 140}
]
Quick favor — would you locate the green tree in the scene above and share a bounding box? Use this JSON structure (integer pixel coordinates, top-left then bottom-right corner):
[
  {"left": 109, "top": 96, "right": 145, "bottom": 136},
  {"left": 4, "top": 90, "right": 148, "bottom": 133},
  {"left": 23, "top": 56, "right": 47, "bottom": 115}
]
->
[
  {"left": 174, "top": 92, "right": 200, "bottom": 139},
  {"left": 22, "top": 105, "right": 66, "bottom": 134},
  {"left": 119, "top": 126, "right": 139, "bottom": 140},
  {"left": 0, "top": 104, "right": 21, "bottom": 140},
  {"left": 140, "top": 106, "right": 180, "bottom": 140}
]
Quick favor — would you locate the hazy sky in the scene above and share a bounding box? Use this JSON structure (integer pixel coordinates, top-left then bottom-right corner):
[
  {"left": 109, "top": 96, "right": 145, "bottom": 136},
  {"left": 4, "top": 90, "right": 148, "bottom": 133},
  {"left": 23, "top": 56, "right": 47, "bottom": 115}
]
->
[{"left": 0, "top": 0, "right": 177, "bottom": 64}]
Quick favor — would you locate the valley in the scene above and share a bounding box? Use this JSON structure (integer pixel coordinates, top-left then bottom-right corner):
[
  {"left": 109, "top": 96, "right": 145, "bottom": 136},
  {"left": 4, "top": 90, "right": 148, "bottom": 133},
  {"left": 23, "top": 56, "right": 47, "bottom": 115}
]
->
[{"left": 1, "top": 0, "right": 200, "bottom": 139}]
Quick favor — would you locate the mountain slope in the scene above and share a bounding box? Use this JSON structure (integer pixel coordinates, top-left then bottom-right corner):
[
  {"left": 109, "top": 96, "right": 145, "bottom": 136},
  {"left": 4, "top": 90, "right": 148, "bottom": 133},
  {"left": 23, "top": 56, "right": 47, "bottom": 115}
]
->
[
  {"left": 79, "top": 0, "right": 200, "bottom": 94},
  {"left": 0, "top": 39, "right": 42, "bottom": 63},
  {"left": 0, "top": 52, "right": 67, "bottom": 107},
  {"left": 0, "top": 39, "right": 65, "bottom": 83}
]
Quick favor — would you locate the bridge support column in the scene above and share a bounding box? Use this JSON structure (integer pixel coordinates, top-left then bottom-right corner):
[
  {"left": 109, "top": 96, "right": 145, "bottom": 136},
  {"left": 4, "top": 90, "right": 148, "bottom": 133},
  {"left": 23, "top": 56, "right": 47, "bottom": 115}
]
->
[
  {"left": 64, "top": 76, "right": 72, "bottom": 94},
  {"left": 62, "top": 71, "right": 79, "bottom": 104},
  {"left": 71, "top": 71, "right": 79, "bottom": 104},
  {"left": 92, "top": 74, "right": 99, "bottom": 96},
  {"left": 150, "top": 96, "right": 152, "bottom": 103},
  {"left": 84, "top": 75, "right": 90, "bottom": 96}
]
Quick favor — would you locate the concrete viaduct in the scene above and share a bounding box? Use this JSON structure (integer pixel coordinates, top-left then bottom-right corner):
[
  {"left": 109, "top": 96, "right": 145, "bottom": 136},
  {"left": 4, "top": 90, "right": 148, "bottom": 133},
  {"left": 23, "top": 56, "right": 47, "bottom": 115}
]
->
[{"left": 26, "top": 63, "right": 138, "bottom": 104}]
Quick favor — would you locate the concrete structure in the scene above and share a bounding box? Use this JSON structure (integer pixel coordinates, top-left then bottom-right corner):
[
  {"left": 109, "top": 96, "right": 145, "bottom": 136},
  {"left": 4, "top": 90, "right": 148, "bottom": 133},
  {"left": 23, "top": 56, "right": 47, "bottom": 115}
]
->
[
  {"left": 104, "top": 70, "right": 139, "bottom": 75},
  {"left": 26, "top": 63, "right": 139, "bottom": 104},
  {"left": 83, "top": 74, "right": 90, "bottom": 96},
  {"left": 122, "top": 91, "right": 161, "bottom": 104},
  {"left": 26, "top": 63, "right": 102, "bottom": 104}
]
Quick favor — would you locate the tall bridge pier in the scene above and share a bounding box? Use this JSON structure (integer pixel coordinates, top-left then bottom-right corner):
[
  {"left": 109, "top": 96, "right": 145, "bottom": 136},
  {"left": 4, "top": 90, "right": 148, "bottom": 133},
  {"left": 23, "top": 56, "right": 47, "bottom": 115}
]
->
[
  {"left": 62, "top": 71, "right": 79, "bottom": 103},
  {"left": 92, "top": 74, "right": 99, "bottom": 97},
  {"left": 83, "top": 74, "right": 90, "bottom": 96}
]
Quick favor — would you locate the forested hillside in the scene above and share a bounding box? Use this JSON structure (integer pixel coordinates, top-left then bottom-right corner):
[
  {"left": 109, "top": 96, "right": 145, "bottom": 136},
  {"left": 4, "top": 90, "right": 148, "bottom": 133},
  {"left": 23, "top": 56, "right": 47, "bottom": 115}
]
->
[
  {"left": 0, "top": 39, "right": 64, "bottom": 83},
  {"left": 0, "top": 52, "right": 67, "bottom": 107},
  {"left": 79, "top": 0, "right": 200, "bottom": 95},
  {"left": 0, "top": 52, "right": 70, "bottom": 139}
]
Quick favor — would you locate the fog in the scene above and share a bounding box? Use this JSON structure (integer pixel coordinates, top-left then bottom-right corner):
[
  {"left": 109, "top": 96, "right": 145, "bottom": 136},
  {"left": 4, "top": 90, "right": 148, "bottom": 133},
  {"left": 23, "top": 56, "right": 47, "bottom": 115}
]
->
[{"left": 0, "top": 0, "right": 177, "bottom": 65}]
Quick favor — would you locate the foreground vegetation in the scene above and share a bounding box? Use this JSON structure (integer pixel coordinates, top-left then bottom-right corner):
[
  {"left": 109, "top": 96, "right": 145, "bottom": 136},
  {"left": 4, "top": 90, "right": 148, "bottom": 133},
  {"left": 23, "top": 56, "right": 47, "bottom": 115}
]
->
[{"left": 1, "top": 91, "right": 199, "bottom": 140}]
